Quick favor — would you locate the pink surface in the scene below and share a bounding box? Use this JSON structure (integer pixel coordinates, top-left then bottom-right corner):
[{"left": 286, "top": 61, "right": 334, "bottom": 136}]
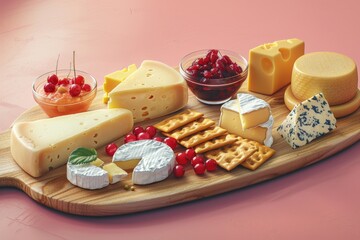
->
[{"left": 0, "top": 0, "right": 359, "bottom": 239}]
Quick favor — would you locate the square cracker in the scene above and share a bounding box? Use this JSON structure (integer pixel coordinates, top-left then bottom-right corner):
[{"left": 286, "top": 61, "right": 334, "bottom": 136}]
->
[
  {"left": 194, "top": 134, "right": 237, "bottom": 154},
  {"left": 162, "top": 118, "right": 215, "bottom": 140},
  {"left": 154, "top": 109, "right": 203, "bottom": 133},
  {"left": 241, "top": 140, "right": 276, "bottom": 170},
  {"left": 205, "top": 137, "right": 257, "bottom": 171},
  {"left": 179, "top": 126, "right": 227, "bottom": 149}
]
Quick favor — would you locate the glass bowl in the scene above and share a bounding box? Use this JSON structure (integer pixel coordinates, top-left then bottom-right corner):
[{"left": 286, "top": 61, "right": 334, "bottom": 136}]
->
[
  {"left": 32, "top": 69, "right": 97, "bottom": 117},
  {"left": 179, "top": 49, "right": 248, "bottom": 105}
]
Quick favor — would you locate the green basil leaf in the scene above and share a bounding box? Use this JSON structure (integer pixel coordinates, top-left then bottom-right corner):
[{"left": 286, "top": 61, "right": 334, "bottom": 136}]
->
[{"left": 68, "top": 147, "right": 97, "bottom": 165}]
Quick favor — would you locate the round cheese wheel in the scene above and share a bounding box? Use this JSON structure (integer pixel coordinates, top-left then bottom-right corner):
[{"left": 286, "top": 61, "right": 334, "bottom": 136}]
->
[
  {"left": 284, "top": 86, "right": 360, "bottom": 118},
  {"left": 291, "top": 52, "right": 358, "bottom": 105}
]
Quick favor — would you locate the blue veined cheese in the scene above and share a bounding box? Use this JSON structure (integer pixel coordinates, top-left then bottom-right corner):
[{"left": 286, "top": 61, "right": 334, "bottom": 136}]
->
[
  {"left": 277, "top": 93, "right": 336, "bottom": 148},
  {"left": 112, "top": 140, "right": 175, "bottom": 185}
]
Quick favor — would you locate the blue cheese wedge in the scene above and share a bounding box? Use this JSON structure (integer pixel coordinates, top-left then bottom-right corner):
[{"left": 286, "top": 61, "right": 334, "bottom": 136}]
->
[
  {"left": 277, "top": 93, "right": 337, "bottom": 148},
  {"left": 112, "top": 140, "right": 175, "bottom": 185}
]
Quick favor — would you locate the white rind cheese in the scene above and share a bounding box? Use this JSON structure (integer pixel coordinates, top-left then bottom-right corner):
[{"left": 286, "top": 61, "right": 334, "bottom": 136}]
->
[
  {"left": 67, "top": 163, "right": 109, "bottom": 190},
  {"left": 11, "top": 108, "right": 133, "bottom": 177},
  {"left": 277, "top": 93, "right": 337, "bottom": 148},
  {"left": 112, "top": 140, "right": 175, "bottom": 185}
]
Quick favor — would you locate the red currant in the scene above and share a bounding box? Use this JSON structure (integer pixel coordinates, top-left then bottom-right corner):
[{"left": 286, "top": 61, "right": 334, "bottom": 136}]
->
[
  {"left": 173, "top": 165, "right": 185, "bottom": 178},
  {"left": 44, "top": 83, "right": 56, "bottom": 93},
  {"left": 185, "top": 148, "right": 196, "bottom": 160},
  {"left": 176, "top": 152, "right": 188, "bottom": 165},
  {"left": 74, "top": 75, "right": 85, "bottom": 86},
  {"left": 145, "top": 126, "right": 157, "bottom": 138},
  {"left": 205, "top": 159, "right": 217, "bottom": 171},
  {"left": 194, "top": 163, "right": 206, "bottom": 175},
  {"left": 191, "top": 156, "right": 204, "bottom": 167},
  {"left": 82, "top": 83, "right": 91, "bottom": 92},
  {"left": 137, "top": 132, "right": 151, "bottom": 140},
  {"left": 47, "top": 74, "right": 58, "bottom": 85},
  {"left": 133, "top": 126, "right": 145, "bottom": 136},
  {"left": 58, "top": 78, "right": 70, "bottom": 86},
  {"left": 124, "top": 133, "right": 137, "bottom": 143},
  {"left": 105, "top": 143, "right": 117, "bottom": 156},
  {"left": 153, "top": 137, "right": 164, "bottom": 142},
  {"left": 69, "top": 84, "right": 81, "bottom": 97},
  {"left": 163, "top": 137, "right": 177, "bottom": 150}
]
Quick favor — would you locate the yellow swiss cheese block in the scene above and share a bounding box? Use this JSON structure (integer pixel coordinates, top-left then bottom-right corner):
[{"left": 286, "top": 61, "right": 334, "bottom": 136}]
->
[
  {"left": 103, "top": 64, "right": 137, "bottom": 103},
  {"left": 10, "top": 109, "right": 133, "bottom": 177},
  {"left": 248, "top": 38, "right": 304, "bottom": 95},
  {"left": 291, "top": 52, "right": 358, "bottom": 105},
  {"left": 108, "top": 60, "right": 188, "bottom": 123}
]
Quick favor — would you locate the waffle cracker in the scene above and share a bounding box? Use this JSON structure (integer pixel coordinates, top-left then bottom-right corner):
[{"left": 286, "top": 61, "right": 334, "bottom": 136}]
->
[
  {"left": 241, "top": 140, "right": 276, "bottom": 170},
  {"left": 205, "top": 137, "right": 257, "bottom": 171},
  {"left": 154, "top": 109, "right": 203, "bottom": 133},
  {"left": 162, "top": 118, "right": 215, "bottom": 140},
  {"left": 194, "top": 134, "right": 237, "bottom": 154},
  {"left": 179, "top": 126, "right": 227, "bottom": 148}
]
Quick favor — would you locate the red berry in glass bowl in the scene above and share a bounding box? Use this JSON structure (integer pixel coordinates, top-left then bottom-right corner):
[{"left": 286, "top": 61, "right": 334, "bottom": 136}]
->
[
  {"left": 47, "top": 74, "right": 58, "bottom": 85},
  {"left": 153, "top": 137, "right": 164, "bottom": 142},
  {"left": 185, "top": 148, "right": 196, "bottom": 160},
  {"left": 173, "top": 165, "right": 185, "bottom": 178},
  {"left": 194, "top": 163, "right": 206, "bottom": 175},
  {"left": 137, "top": 132, "right": 151, "bottom": 140},
  {"left": 205, "top": 159, "right": 217, "bottom": 171},
  {"left": 133, "top": 126, "right": 145, "bottom": 136},
  {"left": 124, "top": 133, "right": 137, "bottom": 143},
  {"left": 69, "top": 84, "right": 82, "bottom": 97},
  {"left": 176, "top": 152, "right": 188, "bottom": 165},
  {"left": 82, "top": 83, "right": 91, "bottom": 92},
  {"left": 44, "top": 82, "right": 56, "bottom": 93},
  {"left": 105, "top": 143, "right": 118, "bottom": 156},
  {"left": 74, "top": 75, "right": 85, "bottom": 86},
  {"left": 163, "top": 137, "right": 177, "bottom": 150},
  {"left": 191, "top": 156, "right": 204, "bottom": 167},
  {"left": 145, "top": 126, "right": 157, "bottom": 138},
  {"left": 58, "top": 78, "right": 70, "bottom": 86}
]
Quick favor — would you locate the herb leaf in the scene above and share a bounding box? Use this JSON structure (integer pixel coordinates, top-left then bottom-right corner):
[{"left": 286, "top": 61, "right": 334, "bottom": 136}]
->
[{"left": 68, "top": 147, "right": 97, "bottom": 165}]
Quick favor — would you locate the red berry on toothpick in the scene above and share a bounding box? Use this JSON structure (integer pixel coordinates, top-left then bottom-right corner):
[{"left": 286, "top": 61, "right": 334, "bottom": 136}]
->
[
  {"left": 69, "top": 84, "right": 81, "bottom": 97},
  {"left": 44, "top": 83, "right": 56, "bottom": 93},
  {"left": 173, "top": 165, "right": 185, "bottom": 178},
  {"left": 74, "top": 75, "right": 85, "bottom": 86},
  {"left": 47, "top": 74, "right": 59, "bottom": 85},
  {"left": 105, "top": 143, "right": 118, "bottom": 156}
]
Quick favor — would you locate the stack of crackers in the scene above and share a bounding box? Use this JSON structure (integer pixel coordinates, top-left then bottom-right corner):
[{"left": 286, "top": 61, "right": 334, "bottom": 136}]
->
[{"left": 154, "top": 109, "right": 276, "bottom": 171}]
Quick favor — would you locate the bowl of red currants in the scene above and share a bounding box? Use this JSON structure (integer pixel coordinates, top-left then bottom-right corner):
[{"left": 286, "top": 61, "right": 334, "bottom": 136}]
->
[
  {"left": 32, "top": 69, "right": 97, "bottom": 117},
  {"left": 179, "top": 49, "right": 248, "bottom": 105}
]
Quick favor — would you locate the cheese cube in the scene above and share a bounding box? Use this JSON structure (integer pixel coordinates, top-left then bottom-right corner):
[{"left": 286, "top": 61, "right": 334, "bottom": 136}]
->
[
  {"left": 10, "top": 109, "right": 133, "bottom": 177},
  {"left": 277, "top": 93, "right": 336, "bottom": 148},
  {"left": 237, "top": 93, "right": 271, "bottom": 129},
  {"left": 102, "top": 64, "right": 137, "bottom": 103},
  {"left": 108, "top": 60, "right": 188, "bottom": 123},
  {"left": 219, "top": 100, "right": 273, "bottom": 147},
  {"left": 90, "top": 158, "right": 105, "bottom": 167},
  {"left": 248, "top": 38, "right": 304, "bottom": 95},
  {"left": 102, "top": 163, "right": 128, "bottom": 184}
]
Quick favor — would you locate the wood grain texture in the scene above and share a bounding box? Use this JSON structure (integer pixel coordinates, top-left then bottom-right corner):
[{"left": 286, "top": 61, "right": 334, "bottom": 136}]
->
[{"left": 0, "top": 84, "right": 359, "bottom": 216}]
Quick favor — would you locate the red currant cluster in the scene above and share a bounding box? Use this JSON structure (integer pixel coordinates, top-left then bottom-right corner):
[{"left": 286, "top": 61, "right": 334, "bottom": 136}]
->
[
  {"left": 44, "top": 74, "right": 91, "bottom": 97},
  {"left": 173, "top": 149, "right": 217, "bottom": 177},
  {"left": 186, "top": 49, "right": 243, "bottom": 83}
]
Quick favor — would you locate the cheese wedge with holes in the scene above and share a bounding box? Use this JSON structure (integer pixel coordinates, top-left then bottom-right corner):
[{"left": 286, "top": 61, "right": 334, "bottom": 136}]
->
[
  {"left": 248, "top": 38, "right": 304, "bottom": 95},
  {"left": 237, "top": 93, "right": 271, "bottom": 129},
  {"left": 108, "top": 60, "right": 188, "bottom": 123},
  {"left": 102, "top": 64, "right": 137, "bottom": 103},
  {"left": 11, "top": 109, "right": 133, "bottom": 177},
  {"left": 219, "top": 100, "right": 273, "bottom": 147}
]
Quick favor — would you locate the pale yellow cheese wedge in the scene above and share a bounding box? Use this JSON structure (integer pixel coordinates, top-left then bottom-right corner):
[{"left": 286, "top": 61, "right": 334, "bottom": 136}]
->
[{"left": 102, "top": 163, "right": 128, "bottom": 184}]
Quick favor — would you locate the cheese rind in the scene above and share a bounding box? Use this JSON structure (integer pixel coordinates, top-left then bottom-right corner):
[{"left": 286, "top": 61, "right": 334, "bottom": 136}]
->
[
  {"left": 219, "top": 100, "right": 273, "bottom": 147},
  {"left": 112, "top": 140, "right": 175, "bottom": 185},
  {"left": 248, "top": 38, "right": 304, "bottom": 95},
  {"left": 237, "top": 93, "right": 271, "bottom": 129},
  {"left": 277, "top": 93, "right": 336, "bottom": 148},
  {"left": 67, "top": 163, "right": 109, "bottom": 190},
  {"left": 103, "top": 64, "right": 137, "bottom": 103},
  {"left": 102, "top": 163, "right": 128, "bottom": 184},
  {"left": 11, "top": 109, "right": 133, "bottom": 177},
  {"left": 108, "top": 60, "right": 188, "bottom": 123},
  {"left": 291, "top": 52, "right": 358, "bottom": 105}
]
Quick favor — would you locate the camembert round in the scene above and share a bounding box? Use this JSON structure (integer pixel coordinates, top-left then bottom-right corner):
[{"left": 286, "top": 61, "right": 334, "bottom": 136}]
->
[{"left": 291, "top": 52, "right": 358, "bottom": 105}]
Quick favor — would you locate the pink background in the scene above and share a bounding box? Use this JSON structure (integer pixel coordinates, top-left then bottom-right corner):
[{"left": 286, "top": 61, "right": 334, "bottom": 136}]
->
[{"left": 1, "top": 0, "right": 360, "bottom": 239}]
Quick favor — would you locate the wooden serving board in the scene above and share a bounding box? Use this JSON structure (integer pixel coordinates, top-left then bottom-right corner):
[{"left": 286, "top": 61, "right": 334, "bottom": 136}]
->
[{"left": 0, "top": 84, "right": 359, "bottom": 216}]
